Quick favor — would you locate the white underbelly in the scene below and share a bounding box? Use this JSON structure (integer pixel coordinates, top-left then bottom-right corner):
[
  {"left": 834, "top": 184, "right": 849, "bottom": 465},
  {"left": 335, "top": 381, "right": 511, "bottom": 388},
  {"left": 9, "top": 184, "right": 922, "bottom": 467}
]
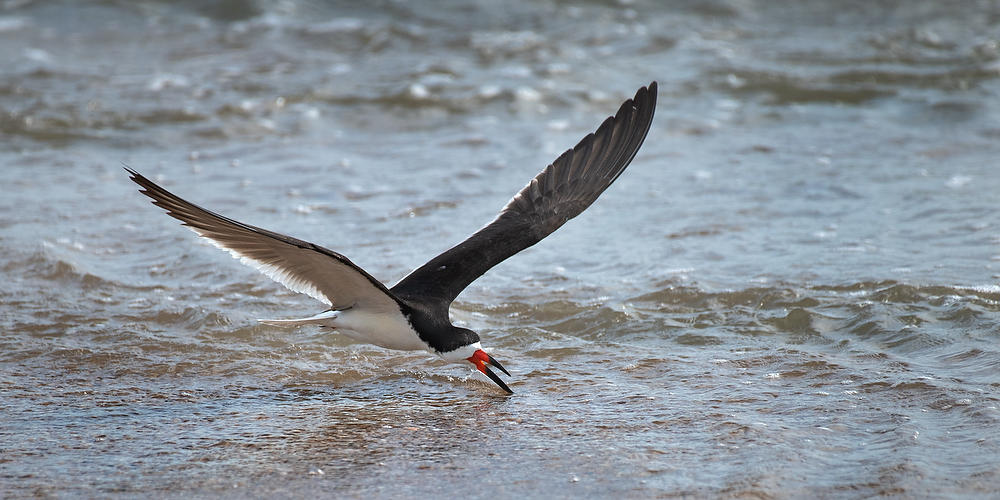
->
[{"left": 332, "top": 308, "right": 428, "bottom": 351}]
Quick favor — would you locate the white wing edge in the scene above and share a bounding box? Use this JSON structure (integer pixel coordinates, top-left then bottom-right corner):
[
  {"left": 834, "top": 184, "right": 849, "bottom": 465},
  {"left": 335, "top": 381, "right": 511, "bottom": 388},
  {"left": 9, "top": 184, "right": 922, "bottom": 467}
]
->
[{"left": 188, "top": 225, "right": 335, "bottom": 307}]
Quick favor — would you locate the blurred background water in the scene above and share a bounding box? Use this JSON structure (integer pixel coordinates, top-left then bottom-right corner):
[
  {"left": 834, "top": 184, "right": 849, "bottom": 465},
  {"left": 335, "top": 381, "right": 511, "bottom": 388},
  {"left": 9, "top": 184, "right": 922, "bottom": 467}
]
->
[{"left": 2, "top": 0, "right": 999, "bottom": 497}]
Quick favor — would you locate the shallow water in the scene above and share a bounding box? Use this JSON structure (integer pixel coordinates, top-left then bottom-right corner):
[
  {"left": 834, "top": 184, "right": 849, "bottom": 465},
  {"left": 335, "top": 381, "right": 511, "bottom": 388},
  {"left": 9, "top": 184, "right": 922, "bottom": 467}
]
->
[{"left": 2, "top": 0, "right": 1000, "bottom": 497}]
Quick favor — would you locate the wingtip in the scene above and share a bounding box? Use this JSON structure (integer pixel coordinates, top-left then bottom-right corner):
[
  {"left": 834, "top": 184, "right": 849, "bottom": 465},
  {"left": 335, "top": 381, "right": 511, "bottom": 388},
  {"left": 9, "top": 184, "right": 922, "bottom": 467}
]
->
[
  {"left": 637, "top": 81, "right": 658, "bottom": 106},
  {"left": 123, "top": 165, "right": 144, "bottom": 186}
]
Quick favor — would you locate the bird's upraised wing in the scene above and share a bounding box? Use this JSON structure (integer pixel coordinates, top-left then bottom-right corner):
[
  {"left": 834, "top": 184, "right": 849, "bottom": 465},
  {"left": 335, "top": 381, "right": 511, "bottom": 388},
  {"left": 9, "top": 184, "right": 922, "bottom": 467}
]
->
[
  {"left": 391, "top": 82, "right": 657, "bottom": 310},
  {"left": 127, "top": 168, "right": 400, "bottom": 313}
]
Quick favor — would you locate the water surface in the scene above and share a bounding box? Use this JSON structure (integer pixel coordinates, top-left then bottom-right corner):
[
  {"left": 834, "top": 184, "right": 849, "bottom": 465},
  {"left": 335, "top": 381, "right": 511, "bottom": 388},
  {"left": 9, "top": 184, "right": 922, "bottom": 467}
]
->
[{"left": 2, "top": 1, "right": 1000, "bottom": 497}]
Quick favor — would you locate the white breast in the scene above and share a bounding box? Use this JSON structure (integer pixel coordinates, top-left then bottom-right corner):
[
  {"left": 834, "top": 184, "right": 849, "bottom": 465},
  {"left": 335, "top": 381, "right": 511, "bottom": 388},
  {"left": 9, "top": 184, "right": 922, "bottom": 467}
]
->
[{"left": 332, "top": 308, "right": 429, "bottom": 351}]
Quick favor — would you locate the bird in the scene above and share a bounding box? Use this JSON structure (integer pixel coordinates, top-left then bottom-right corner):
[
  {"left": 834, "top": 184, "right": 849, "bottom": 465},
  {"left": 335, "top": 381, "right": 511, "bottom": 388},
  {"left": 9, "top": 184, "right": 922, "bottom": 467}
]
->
[{"left": 127, "top": 81, "right": 657, "bottom": 394}]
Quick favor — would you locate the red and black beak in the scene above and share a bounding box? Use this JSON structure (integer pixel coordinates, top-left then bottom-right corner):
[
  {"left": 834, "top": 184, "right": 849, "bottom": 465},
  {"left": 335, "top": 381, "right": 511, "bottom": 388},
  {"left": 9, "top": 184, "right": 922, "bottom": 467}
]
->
[{"left": 467, "top": 349, "right": 513, "bottom": 394}]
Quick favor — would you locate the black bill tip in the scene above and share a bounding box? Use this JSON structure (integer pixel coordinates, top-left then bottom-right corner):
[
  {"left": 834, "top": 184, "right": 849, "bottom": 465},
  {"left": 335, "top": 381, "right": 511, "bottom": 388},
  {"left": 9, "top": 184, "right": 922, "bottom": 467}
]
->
[
  {"left": 487, "top": 354, "right": 511, "bottom": 377},
  {"left": 482, "top": 364, "right": 514, "bottom": 394}
]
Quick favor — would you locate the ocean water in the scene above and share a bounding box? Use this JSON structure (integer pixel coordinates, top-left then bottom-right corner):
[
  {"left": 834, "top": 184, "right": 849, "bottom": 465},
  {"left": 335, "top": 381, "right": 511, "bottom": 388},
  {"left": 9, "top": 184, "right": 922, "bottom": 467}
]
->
[{"left": 2, "top": 0, "right": 999, "bottom": 497}]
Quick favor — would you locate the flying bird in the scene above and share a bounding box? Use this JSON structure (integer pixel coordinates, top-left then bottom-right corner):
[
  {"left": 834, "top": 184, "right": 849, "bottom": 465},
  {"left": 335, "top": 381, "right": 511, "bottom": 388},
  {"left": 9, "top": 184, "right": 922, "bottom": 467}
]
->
[{"left": 127, "top": 82, "right": 657, "bottom": 393}]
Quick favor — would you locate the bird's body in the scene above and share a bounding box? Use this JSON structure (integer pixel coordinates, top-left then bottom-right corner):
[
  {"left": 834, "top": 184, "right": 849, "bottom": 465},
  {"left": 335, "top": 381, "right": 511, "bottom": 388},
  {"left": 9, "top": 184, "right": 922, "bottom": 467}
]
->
[
  {"left": 262, "top": 309, "right": 427, "bottom": 352},
  {"left": 128, "top": 82, "right": 657, "bottom": 393}
]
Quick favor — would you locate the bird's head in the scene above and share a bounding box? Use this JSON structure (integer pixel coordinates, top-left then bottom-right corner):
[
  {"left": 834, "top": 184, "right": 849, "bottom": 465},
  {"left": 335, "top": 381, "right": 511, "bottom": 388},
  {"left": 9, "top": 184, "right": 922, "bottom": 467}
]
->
[{"left": 442, "top": 330, "right": 513, "bottom": 394}]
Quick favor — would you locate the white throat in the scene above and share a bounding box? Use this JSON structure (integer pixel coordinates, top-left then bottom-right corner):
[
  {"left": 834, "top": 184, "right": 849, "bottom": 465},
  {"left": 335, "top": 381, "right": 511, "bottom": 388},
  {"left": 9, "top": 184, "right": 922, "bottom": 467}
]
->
[{"left": 439, "top": 342, "right": 482, "bottom": 363}]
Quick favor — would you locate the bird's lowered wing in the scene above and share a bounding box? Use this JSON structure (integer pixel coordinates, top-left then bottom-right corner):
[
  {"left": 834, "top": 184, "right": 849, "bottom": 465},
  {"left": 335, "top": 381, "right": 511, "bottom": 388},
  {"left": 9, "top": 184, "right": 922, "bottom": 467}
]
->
[
  {"left": 127, "top": 168, "right": 400, "bottom": 313},
  {"left": 391, "top": 82, "right": 657, "bottom": 309}
]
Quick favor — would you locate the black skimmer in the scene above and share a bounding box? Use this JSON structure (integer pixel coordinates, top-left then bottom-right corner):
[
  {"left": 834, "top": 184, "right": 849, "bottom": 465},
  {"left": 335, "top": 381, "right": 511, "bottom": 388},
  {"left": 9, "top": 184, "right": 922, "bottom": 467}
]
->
[{"left": 127, "top": 82, "right": 657, "bottom": 394}]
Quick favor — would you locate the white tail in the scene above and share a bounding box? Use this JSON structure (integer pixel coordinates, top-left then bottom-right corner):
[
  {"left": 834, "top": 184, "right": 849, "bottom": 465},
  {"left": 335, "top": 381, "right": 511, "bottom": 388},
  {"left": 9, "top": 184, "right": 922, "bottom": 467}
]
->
[{"left": 258, "top": 309, "right": 339, "bottom": 327}]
